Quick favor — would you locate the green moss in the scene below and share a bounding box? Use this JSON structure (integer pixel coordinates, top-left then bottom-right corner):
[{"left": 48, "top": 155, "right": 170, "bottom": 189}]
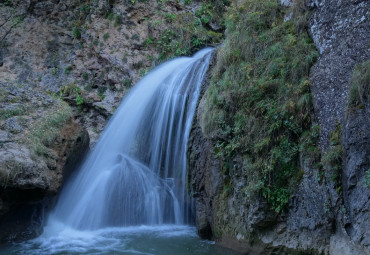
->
[{"left": 203, "top": 0, "right": 318, "bottom": 213}]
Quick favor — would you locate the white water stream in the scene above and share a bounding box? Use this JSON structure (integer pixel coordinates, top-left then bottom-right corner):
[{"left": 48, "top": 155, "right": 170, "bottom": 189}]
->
[
  {"left": 0, "top": 48, "right": 243, "bottom": 255},
  {"left": 50, "top": 48, "right": 213, "bottom": 229}
]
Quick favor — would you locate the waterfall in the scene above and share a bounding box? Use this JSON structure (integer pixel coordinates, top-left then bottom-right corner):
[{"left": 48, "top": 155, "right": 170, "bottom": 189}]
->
[{"left": 50, "top": 48, "right": 214, "bottom": 230}]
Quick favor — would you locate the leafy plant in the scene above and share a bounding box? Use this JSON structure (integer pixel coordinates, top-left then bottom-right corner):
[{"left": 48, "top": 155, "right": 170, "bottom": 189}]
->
[
  {"left": 73, "top": 27, "right": 81, "bottom": 39},
  {"left": 60, "top": 83, "right": 84, "bottom": 106}
]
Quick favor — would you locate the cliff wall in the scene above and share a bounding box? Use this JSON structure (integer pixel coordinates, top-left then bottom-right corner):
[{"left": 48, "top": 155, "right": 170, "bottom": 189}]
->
[{"left": 188, "top": 0, "right": 369, "bottom": 254}]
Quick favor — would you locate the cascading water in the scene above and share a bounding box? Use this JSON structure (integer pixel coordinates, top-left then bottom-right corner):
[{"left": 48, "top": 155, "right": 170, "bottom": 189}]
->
[
  {"left": 50, "top": 48, "right": 214, "bottom": 230},
  {"left": 0, "top": 48, "right": 240, "bottom": 255}
]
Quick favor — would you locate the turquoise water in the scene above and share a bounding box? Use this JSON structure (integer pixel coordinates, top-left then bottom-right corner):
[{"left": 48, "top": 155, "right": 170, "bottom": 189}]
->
[{"left": 0, "top": 224, "right": 240, "bottom": 255}]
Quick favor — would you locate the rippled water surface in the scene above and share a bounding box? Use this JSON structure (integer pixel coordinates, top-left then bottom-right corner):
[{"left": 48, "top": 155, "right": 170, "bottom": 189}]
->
[{"left": 0, "top": 224, "right": 240, "bottom": 255}]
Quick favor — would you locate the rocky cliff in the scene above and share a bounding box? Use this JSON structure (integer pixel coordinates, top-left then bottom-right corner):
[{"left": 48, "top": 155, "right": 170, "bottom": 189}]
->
[
  {"left": 188, "top": 0, "right": 369, "bottom": 254},
  {"left": 0, "top": 0, "right": 223, "bottom": 146}
]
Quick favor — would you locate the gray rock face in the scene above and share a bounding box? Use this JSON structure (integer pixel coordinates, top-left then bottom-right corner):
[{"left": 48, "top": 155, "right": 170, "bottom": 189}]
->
[
  {"left": 342, "top": 106, "right": 370, "bottom": 252},
  {"left": 309, "top": 0, "right": 370, "bottom": 148}
]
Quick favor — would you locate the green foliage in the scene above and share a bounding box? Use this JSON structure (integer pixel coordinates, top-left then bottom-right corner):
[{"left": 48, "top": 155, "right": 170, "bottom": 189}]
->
[
  {"left": 60, "top": 83, "right": 84, "bottom": 106},
  {"left": 76, "top": 94, "right": 84, "bottom": 105},
  {"left": 65, "top": 65, "right": 73, "bottom": 75},
  {"left": 195, "top": 3, "right": 213, "bottom": 24},
  {"left": 322, "top": 124, "right": 343, "bottom": 193},
  {"left": 114, "top": 14, "right": 123, "bottom": 27},
  {"left": 149, "top": 12, "right": 222, "bottom": 61},
  {"left": 82, "top": 72, "right": 89, "bottom": 80},
  {"left": 299, "top": 124, "right": 321, "bottom": 164},
  {"left": 165, "top": 13, "right": 176, "bottom": 22},
  {"left": 123, "top": 78, "right": 133, "bottom": 87},
  {"left": 98, "top": 86, "right": 107, "bottom": 100},
  {"left": 348, "top": 60, "right": 370, "bottom": 109},
  {"left": 51, "top": 68, "right": 58, "bottom": 76},
  {"left": 73, "top": 27, "right": 81, "bottom": 39},
  {"left": 365, "top": 169, "right": 370, "bottom": 188},
  {"left": 0, "top": 88, "right": 8, "bottom": 102},
  {"left": 103, "top": 32, "right": 110, "bottom": 41},
  {"left": 80, "top": 4, "right": 91, "bottom": 15},
  {"left": 0, "top": 106, "right": 25, "bottom": 120},
  {"left": 107, "top": 13, "right": 114, "bottom": 21},
  {"left": 203, "top": 0, "right": 318, "bottom": 213}
]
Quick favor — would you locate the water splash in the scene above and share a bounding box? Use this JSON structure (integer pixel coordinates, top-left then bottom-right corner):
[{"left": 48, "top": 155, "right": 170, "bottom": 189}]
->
[{"left": 50, "top": 48, "right": 214, "bottom": 230}]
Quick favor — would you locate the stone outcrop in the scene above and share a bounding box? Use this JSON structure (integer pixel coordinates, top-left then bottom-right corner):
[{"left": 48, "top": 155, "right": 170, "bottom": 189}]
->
[{"left": 0, "top": 82, "right": 89, "bottom": 242}]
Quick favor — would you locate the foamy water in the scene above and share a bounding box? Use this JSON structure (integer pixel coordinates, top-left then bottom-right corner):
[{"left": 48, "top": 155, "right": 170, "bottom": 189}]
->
[{"left": 0, "top": 223, "right": 239, "bottom": 255}]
